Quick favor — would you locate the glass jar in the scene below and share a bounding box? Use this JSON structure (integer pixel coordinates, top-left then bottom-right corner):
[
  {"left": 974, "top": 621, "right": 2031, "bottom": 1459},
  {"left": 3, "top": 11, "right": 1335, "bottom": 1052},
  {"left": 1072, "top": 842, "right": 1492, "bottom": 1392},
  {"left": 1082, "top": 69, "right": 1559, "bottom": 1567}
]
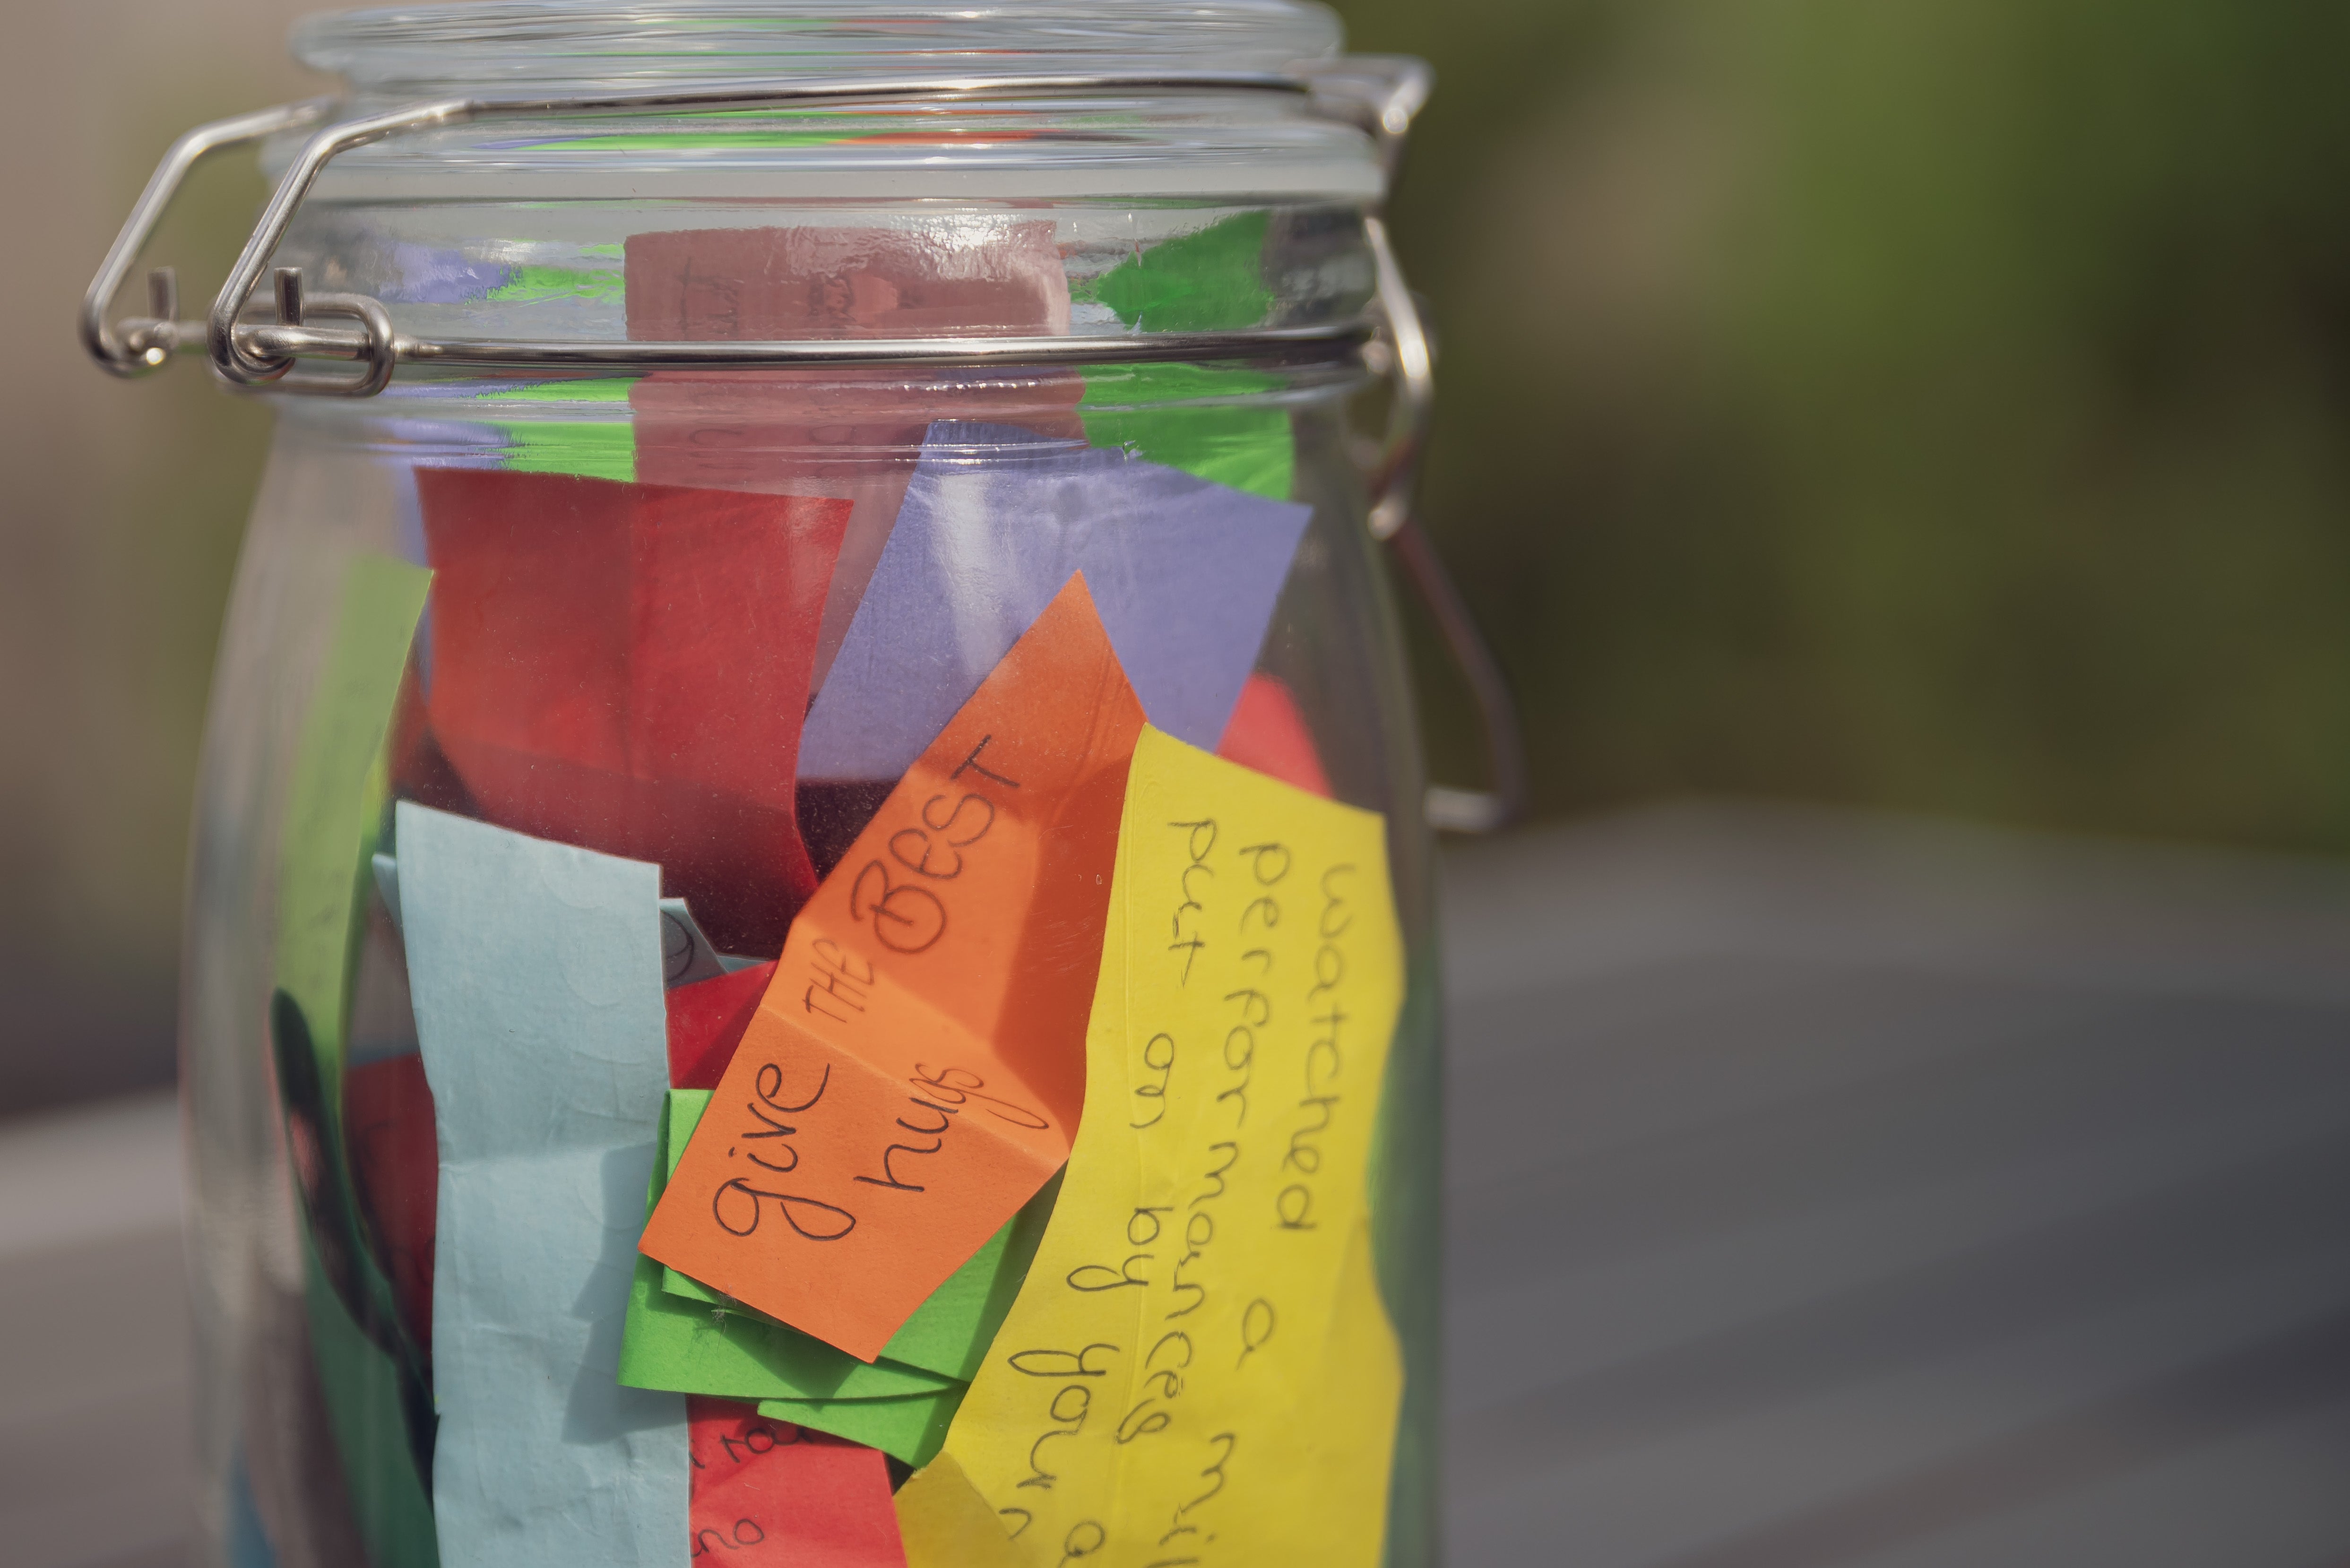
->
[{"left": 84, "top": 6, "right": 1516, "bottom": 1567}]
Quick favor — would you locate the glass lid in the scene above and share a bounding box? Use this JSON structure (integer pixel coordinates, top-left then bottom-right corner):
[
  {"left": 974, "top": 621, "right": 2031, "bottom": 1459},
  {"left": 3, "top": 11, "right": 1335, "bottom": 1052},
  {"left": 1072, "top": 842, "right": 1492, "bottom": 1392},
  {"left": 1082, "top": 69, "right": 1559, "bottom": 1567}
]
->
[{"left": 292, "top": 0, "right": 1346, "bottom": 93}]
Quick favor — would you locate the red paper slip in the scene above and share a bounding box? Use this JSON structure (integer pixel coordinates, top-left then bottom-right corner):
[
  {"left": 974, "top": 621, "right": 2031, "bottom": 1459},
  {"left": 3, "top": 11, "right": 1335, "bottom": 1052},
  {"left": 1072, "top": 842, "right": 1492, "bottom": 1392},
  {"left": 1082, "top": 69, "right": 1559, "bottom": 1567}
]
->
[
  {"left": 689, "top": 1397, "right": 905, "bottom": 1568},
  {"left": 625, "top": 224, "right": 1069, "bottom": 342},
  {"left": 669, "top": 962, "right": 778, "bottom": 1092},
  {"left": 1216, "top": 669, "right": 1333, "bottom": 798},
  {"left": 622, "top": 221, "right": 1077, "bottom": 698},
  {"left": 344, "top": 1053, "right": 436, "bottom": 1352},
  {"left": 642, "top": 575, "right": 1144, "bottom": 1361},
  {"left": 630, "top": 370, "right": 1085, "bottom": 695},
  {"left": 414, "top": 468, "right": 849, "bottom": 953}
]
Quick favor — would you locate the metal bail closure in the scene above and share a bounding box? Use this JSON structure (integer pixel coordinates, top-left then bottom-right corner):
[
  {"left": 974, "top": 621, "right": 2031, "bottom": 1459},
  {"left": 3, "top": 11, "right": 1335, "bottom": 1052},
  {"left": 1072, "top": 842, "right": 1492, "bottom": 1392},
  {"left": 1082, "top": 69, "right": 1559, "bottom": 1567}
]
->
[
  {"left": 77, "top": 60, "right": 1523, "bottom": 834},
  {"left": 79, "top": 98, "right": 330, "bottom": 378}
]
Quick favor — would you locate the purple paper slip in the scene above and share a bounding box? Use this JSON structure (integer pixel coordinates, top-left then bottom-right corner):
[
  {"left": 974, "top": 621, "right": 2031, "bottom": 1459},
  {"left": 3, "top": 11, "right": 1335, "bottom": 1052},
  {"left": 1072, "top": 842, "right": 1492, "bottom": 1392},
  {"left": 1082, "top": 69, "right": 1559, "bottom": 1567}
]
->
[{"left": 797, "top": 421, "right": 1312, "bottom": 782}]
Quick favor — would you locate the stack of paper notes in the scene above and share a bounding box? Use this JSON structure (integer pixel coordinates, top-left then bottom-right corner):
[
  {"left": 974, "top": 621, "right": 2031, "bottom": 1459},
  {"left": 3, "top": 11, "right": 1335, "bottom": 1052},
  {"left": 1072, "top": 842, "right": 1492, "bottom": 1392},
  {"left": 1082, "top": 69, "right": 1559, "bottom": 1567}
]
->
[{"left": 268, "top": 215, "right": 1410, "bottom": 1568}]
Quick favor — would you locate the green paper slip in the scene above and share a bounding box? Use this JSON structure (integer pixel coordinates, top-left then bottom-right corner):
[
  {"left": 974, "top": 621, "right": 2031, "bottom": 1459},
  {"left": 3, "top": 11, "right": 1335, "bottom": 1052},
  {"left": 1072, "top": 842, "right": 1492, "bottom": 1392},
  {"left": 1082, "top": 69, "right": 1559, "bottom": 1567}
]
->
[
  {"left": 503, "top": 421, "right": 634, "bottom": 482},
  {"left": 1079, "top": 362, "right": 1295, "bottom": 501},
  {"left": 276, "top": 554, "right": 433, "bottom": 1156},
  {"left": 301, "top": 1231, "right": 439, "bottom": 1568},
  {"left": 757, "top": 1387, "right": 964, "bottom": 1469},
  {"left": 273, "top": 555, "right": 436, "bottom": 1502},
  {"left": 472, "top": 377, "right": 636, "bottom": 403},
  {"left": 487, "top": 265, "right": 624, "bottom": 305},
  {"left": 1073, "top": 209, "right": 1273, "bottom": 334},
  {"left": 620, "top": 1095, "right": 959, "bottom": 1401},
  {"left": 620, "top": 1255, "right": 955, "bottom": 1401},
  {"left": 657, "top": 1089, "right": 1061, "bottom": 1380},
  {"left": 657, "top": 1090, "right": 726, "bottom": 1308}
]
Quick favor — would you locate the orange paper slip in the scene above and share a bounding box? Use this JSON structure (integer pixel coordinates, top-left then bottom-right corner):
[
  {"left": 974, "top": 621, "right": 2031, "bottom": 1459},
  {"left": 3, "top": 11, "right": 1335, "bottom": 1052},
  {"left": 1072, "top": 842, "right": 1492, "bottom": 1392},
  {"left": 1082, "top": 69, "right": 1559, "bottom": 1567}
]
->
[{"left": 641, "top": 575, "right": 1146, "bottom": 1361}]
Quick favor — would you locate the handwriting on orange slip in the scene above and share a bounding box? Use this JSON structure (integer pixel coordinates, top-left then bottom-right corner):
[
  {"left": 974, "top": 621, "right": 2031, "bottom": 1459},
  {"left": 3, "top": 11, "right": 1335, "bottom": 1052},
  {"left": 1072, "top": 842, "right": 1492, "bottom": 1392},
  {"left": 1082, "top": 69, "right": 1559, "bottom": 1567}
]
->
[{"left": 641, "top": 575, "right": 1146, "bottom": 1361}]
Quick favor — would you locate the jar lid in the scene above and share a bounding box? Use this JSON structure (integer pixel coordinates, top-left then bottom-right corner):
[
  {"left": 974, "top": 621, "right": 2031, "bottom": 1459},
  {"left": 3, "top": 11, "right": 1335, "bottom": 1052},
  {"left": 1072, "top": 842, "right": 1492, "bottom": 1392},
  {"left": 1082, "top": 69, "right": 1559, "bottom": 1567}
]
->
[{"left": 292, "top": 0, "right": 1343, "bottom": 96}]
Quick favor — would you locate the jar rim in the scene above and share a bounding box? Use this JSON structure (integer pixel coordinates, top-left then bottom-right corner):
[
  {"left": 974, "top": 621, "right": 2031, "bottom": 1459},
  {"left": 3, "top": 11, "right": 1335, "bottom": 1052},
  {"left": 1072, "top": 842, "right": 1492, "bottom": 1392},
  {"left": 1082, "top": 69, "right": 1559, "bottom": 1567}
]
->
[{"left": 292, "top": 0, "right": 1344, "bottom": 90}]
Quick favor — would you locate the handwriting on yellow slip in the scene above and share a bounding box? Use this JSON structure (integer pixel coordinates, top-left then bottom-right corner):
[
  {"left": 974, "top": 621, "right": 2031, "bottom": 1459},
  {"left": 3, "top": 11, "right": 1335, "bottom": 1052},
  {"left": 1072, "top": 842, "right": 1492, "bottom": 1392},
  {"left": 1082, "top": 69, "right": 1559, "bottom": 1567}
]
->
[{"left": 923, "top": 725, "right": 1406, "bottom": 1568}]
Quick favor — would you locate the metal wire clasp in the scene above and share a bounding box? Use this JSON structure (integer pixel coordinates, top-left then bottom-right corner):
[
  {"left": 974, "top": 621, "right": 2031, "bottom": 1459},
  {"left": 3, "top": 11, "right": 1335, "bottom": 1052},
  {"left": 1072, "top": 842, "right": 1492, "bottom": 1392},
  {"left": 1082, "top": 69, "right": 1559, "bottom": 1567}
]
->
[
  {"left": 79, "top": 99, "right": 329, "bottom": 379},
  {"left": 1361, "top": 216, "right": 1529, "bottom": 835}
]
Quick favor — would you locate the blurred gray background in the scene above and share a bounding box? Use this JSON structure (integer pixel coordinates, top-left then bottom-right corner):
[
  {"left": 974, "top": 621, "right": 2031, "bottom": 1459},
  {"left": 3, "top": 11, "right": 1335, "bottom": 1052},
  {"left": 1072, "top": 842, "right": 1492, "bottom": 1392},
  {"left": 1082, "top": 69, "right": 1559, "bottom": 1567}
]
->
[{"left": 8, "top": 2, "right": 2350, "bottom": 1566}]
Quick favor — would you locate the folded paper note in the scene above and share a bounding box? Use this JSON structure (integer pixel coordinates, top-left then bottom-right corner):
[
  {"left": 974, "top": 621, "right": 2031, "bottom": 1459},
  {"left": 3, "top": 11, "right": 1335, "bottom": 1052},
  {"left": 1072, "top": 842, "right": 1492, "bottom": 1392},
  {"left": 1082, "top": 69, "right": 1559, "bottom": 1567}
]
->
[
  {"left": 929, "top": 728, "right": 1407, "bottom": 1568},
  {"left": 625, "top": 1250, "right": 956, "bottom": 1403},
  {"left": 620, "top": 1095, "right": 960, "bottom": 1404},
  {"left": 397, "top": 802, "right": 688, "bottom": 1568},
  {"left": 860, "top": 1169, "right": 1061, "bottom": 1384},
  {"left": 643, "top": 576, "right": 1145, "bottom": 1361},
  {"left": 688, "top": 1398, "right": 908, "bottom": 1568},
  {"left": 659, "top": 1090, "right": 1062, "bottom": 1381},
  {"left": 415, "top": 467, "right": 849, "bottom": 953},
  {"left": 796, "top": 422, "right": 1310, "bottom": 783}
]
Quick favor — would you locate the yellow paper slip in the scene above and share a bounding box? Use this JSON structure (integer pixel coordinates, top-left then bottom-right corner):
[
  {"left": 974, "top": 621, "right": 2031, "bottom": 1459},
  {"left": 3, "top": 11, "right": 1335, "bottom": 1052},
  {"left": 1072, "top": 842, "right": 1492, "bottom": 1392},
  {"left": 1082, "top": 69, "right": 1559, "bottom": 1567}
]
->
[{"left": 924, "top": 726, "right": 1406, "bottom": 1568}]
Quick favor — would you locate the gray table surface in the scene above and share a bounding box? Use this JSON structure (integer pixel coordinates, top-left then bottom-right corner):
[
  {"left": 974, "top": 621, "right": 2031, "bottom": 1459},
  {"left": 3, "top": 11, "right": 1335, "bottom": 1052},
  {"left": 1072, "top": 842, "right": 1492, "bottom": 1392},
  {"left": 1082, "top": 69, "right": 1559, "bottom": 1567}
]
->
[{"left": 9, "top": 802, "right": 2350, "bottom": 1568}]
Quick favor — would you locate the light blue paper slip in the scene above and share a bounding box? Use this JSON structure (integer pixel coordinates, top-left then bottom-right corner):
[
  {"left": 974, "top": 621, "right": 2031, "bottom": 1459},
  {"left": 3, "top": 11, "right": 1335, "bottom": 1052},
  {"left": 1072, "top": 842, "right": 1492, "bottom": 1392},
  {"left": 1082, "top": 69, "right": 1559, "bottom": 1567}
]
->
[{"left": 396, "top": 801, "right": 688, "bottom": 1568}]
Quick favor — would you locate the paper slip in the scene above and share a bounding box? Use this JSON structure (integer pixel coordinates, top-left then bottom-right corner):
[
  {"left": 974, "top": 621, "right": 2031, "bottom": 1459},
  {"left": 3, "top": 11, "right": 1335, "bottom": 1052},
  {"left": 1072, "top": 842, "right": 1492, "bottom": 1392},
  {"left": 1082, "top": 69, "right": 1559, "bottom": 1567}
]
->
[
  {"left": 630, "top": 370, "right": 1086, "bottom": 698},
  {"left": 642, "top": 576, "right": 1146, "bottom": 1361},
  {"left": 757, "top": 1389, "right": 963, "bottom": 1471},
  {"left": 625, "top": 224, "right": 1069, "bottom": 342},
  {"left": 920, "top": 728, "right": 1406, "bottom": 1568},
  {"left": 795, "top": 421, "right": 1310, "bottom": 784},
  {"left": 689, "top": 1398, "right": 907, "bottom": 1568},
  {"left": 620, "top": 1094, "right": 959, "bottom": 1404},
  {"left": 397, "top": 802, "right": 688, "bottom": 1568},
  {"left": 661, "top": 898, "right": 746, "bottom": 989},
  {"left": 415, "top": 467, "right": 849, "bottom": 954},
  {"left": 863, "top": 1169, "right": 1061, "bottom": 1383},
  {"left": 1216, "top": 670, "right": 1332, "bottom": 799},
  {"left": 345, "top": 1052, "right": 437, "bottom": 1354},
  {"left": 892, "top": 1454, "right": 1021, "bottom": 1568},
  {"left": 658, "top": 1090, "right": 1062, "bottom": 1382},
  {"left": 271, "top": 555, "right": 439, "bottom": 1568},
  {"left": 669, "top": 962, "right": 777, "bottom": 1091},
  {"left": 1072, "top": 212, "right": 1271, "bottom": 335},
  {"left": 622, "top": 215, "right": 1076, "bottom": 705},
  {"left": 388, "top": 849, "right": 742, "bottom": 991},
  {"left": 1076, "top": 362, "right": 1293, "bottom": 502},
  {"left": 348, "top": 880, "right": 420, "bottom": 1067},
  {"left": 296, "top": 1231, "right": 440, "bottom": 1568},
  {"left": 276, "top": 555, "right": 431, "bottom": 1202}
]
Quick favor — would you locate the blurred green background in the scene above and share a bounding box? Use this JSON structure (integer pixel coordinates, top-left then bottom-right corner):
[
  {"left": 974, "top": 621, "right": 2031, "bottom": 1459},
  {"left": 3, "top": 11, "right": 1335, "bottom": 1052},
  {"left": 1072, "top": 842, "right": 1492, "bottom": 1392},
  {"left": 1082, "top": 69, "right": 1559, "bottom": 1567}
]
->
[
  {"left": 1360, "top": 0, "right": 2350, "bottom": 844},
  {"left": 8, "top": 0, "right": 2350, "bottom": 1112}
]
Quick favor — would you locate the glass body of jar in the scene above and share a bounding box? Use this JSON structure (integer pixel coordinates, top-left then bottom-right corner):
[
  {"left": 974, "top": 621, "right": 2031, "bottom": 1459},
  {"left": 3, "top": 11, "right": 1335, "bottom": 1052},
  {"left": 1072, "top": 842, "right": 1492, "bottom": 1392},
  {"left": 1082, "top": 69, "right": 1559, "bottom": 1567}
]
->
[{"left": 177, "top": 6, "right": 1442, "bottom": 1567}]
